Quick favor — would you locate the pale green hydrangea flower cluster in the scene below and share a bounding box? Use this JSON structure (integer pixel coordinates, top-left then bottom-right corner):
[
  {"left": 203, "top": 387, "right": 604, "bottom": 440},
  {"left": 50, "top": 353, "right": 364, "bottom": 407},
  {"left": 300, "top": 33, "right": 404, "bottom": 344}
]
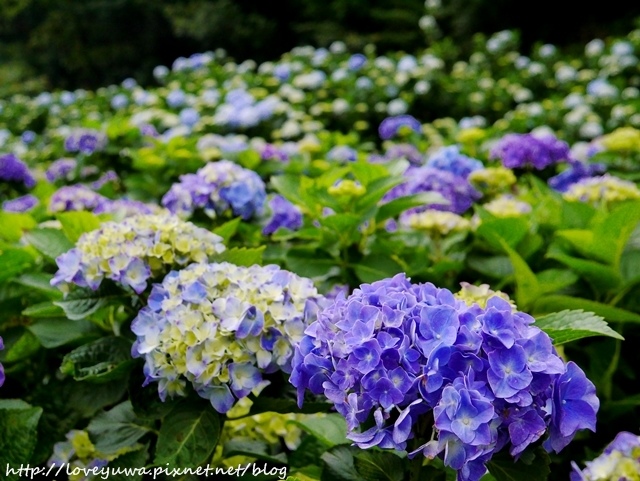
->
[
  {"left": 482, "top": 194, "right": 532, "bottom": 217},
  {"left": 131, "top": 262, "right": 324, "bottom": 413},
  {"left": 402, "top": 209, "right": 471, "bottom": 235},
  {"left": 563, "top": 174, "right": 640, "bottom": 207},
  {"left": 51, "top": 214, "right": 225, "bottom": 294}
]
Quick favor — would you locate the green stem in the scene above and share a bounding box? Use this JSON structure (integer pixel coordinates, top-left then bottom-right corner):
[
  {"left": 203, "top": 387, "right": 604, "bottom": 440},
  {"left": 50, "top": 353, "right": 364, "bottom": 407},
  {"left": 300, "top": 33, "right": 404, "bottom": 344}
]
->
[{"left": 602, "top": 339, "right": 622, "bottom": 401}]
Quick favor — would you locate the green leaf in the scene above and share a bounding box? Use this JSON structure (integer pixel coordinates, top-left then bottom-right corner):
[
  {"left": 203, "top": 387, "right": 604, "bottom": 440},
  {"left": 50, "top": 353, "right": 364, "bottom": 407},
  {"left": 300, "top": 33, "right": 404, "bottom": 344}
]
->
[
  {"left": 271, "top": 174, "right": 307, "bottom": 208},
  {"left": 487, "top": 448, "right": 550, "bottom": 481},
  {"left": 590, "top": 200, "right": 640, "bottom": 267},
  {"left": 467, "top": 256, "right": 513, "bottom": 279},
  {"left": 0, "top": 400, "right": 43, "bottom": 479},
  {"left": 291, "top": 413, "right": 349, "bottom": 448},
  {"left": 286, "top": 251, "right": 340, "bottom": 281},
  {"left": 87, "top": 401, "right": 152, "bottom": 456},
  {"left": 13, "top": 272, "right": 63, "bottom": 300},
  {"left": 354, "top": 177, "right": 403, "bottom": 213},
  {"left": 353, "top": 255, "right": 403, "bottom": 284},
  {"left": 0, "top": 212, "right": 36, "bottom": 242},
  {"left": 22, "top": 301, "right": 65, "bottom": 318},
  {"left": 54, "top": 285, "right": 125, "bottom": 321},
  {"left": 321, "top": 446, "right": 365, "bottom": 481},
  {"left": 60, "top": 336, "right": 136, "bottom": 382},
  {"left": 104, "top": 444, "right": 149, "bottom": 481},
  {"left": 498, "top": 240, "right": 540, "bottom": 309},
  {"left": 213, "top": 246, "right": 265, "bottom": 267},
  {"left": 222, "top": 438, "right": 287, "bottom": 464},
  {"left": 352, "top": 451, "right": 405, "bottom": 481},
  {"left": 533, "top": 295, "right": 640, "bottom": 323},
  {"left": 476, "top": 216, "right": 530, "bottom": 250},
  {"left": 547, "top": 248, "right": 622, "bottom": 292},
  {"left": 23, "top": 228, "right": 74, "bottom": 260},
  {"left": 3, "top": 329, "right": 40, "bottom": 362},
  {"left": 535, "top": 269, "right": 579, "bottom": 294},
  {"left": 534, "top": 309, "right": 624, "bottom": 344},
  {"left": 213, "top": 217, "right": 241, "bottom": 243},
  {"left": 28, "top": 318, "right": 100, "bottom": 348},
  {"left": 375, "top": 193, "right": 447, "bottom": 223},
  {"left": 0, "top": 248, "right": 35, "bottom": 283},
  {"left": 154, "top": 398, "right": 221, "bottom": 468},
  {"left": 56, "top": 211, "right": 102, "bottom": 243}
]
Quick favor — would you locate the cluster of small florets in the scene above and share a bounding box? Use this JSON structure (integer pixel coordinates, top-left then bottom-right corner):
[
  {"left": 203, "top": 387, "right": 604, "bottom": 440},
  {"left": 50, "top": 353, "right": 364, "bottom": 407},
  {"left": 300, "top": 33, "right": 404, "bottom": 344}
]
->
[
  {"left": 425, "top": 145, "right": 484, "bottom": 179},
  {"left": 548, "top": 160, "right": 607, "bottom": 193},
  {"left": 562, "top": 174, "right": 640, "bottom": 206},
  {"left": 490, "top": 133, "right": 570, "bottom": 170},
  {"left": 48, "top": 430, "right": 110, "bottom": 481},
  {"left": 131, "top": 262, "right": 324, "bottom": 413},
  {"left": 51, "top": 214, "right": 225, "bottom": 294},
  {"left": 378, "top": 115, "right": 422, "bottom": 140},
  {"left": 481, "top": 195, "right": 532, "bottom": 218},
  {"left": 598, "top": 126, "right": 640, "bottom": 153},
  {"left": 162, "top": 160, "right": 266, "bottom": 220},
  {"left": 48, "top": 185, "right": 161, "bottom": 216},
  {"left": 0, "top": 153, "right": 36, "bottom": 188},
  {"left": 571, "top": 431, "right": 640, "bottom": 481},
  {"left": 401, "top": 209, "right": 471, "bottom": 236},
  {"left": 63, "top": 128, "right": 108, "bottom": 155},
  {"left": 385, "top": 166, "right": 481, "bottom": 215},
  {"left": 290, "top": 274, "right": 599, "bottom": 481},
  {"left": 262, "top": 195, "right": 303, "bottom": 235},
  {"left": 468, "top": 167, "right": 517, "bottom": 196},
  {"left": 2, "top": 194, "right": 39, "bottom": 213}
]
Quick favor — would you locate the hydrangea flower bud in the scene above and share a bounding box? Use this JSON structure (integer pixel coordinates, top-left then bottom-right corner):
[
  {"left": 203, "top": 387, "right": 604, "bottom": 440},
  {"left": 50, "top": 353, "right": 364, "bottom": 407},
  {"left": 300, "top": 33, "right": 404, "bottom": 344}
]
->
[
  {"left": 51, "top": 214, "right": 225, "bottom": 294},
  {"left": 131, "top": 262, "right": 324, "bottom": 413}
]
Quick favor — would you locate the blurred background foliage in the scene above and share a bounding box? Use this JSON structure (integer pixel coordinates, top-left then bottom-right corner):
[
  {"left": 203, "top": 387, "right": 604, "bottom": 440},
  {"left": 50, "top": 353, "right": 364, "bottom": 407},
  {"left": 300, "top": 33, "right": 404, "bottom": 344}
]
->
[{"left": 1, "top": 0, "right": 640, "bottom": 97}]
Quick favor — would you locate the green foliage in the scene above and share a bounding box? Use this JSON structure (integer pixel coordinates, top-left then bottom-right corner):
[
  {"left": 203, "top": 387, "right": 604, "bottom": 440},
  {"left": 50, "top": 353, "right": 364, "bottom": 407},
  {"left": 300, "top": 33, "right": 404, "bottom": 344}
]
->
[{"left": 0, "top": 400, "right": 43, "bottom": 480}]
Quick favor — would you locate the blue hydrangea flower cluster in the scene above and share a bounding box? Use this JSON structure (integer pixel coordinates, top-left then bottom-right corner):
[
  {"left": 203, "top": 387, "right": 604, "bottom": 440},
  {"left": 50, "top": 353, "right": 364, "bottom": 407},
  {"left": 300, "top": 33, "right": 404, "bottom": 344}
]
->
[
  {"left": 131, "top": 262, "right": 324, "bottom": 413},
  {"left": 378, "top": 115, "right": 422, "bottom": 140},
  {"left": 490, "top": 133, "right": 570, "bottom": 170},
  {"left": 0, "top": 336, "right": 4, "bottom": 387},
  {"left": 385, "top": 166, "right": 481, "bottom": 214},
  {"left": 548, "top": 160, "right": 607, "bottom": 193},
  {"left": 0, "top": 153, "right": 36, "bottom": 188},
  {"left": 63, "top": 129, "right": 107, "bottom": 155},
  {"left": 290, "top": 274, "right": 599, "bottom": 481},
  {"left": 162, "top": 160, "right": 266, "bottom": 220},
  {"left": 262, "top": 195, "right": 303, "bottom": 235},
  {"left": 570, "top": 431, "right": 640, "bottom": 481},
  {"left": 425, "top": 146, "right": 484, "bottom": 179},
  {"left": 51, "top": 214, "right": 225, "bottom": 294},
  {"left": 2, "top": 194, "right": 39, "bottom": 213}
]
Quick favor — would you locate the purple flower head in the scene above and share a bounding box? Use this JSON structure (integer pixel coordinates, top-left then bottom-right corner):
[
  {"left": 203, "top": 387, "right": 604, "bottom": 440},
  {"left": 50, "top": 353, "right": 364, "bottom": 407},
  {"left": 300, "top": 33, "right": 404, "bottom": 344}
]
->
[
  {"left": 490, "top": 133, "right": 570, "bottom": 170},
  {"left": 384, "top": 143, "right": 424, "bottom": 166},
  {"left": 131, "top": 262, "right": 324, "bottom": 413},
  {"left": 46, "top": 158, "right": 77, "bottom": 183},
  {"left": 426, "top": 145, "right": 484, "bottom": 179},
  {"left": 3, "top": 194, "right": 38, "bottom": 213},
  {"left": 162, "top": 160, "right": 266, "bottom": 220},
  {"left": 48, "top": 185, "right": 108, "bottom": 213},
  {"left": 386, "top": 166, "right": 481, "bottom": 215},
  {"left": 0, "top": 153, "right": 36, "bottom": 189},
  {"left": 379, "top": 115, "right": 422, "bottom": 140},
  {"left": 262, "top": 195, "right": 303, "bottom": 235},
  {"left": 21, "top": 130, "right": 36, "bottom": 145},
  {"left": 64, "top": 129, "right": 107, "bottom": 155},
  {"left": 348, "top": 54, "right": 367, "bottom": 71},
  {"left": 291, "top": 274, "right": 599, "bottom": 481},
  {"left": 548, "top": 160, "right": 607, "bottom": 193},
  {"left": 260, "top": 144, "right": 289, "bottom": 162},
  {"left": 166, "top": 89, "right": 186, "bottom": 108}
]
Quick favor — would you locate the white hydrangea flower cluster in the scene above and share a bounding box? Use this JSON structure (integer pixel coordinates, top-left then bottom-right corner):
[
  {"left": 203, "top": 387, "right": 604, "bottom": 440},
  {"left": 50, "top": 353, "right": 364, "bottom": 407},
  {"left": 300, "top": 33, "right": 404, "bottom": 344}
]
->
[
  {"left": 51, "top": 214, "right": 225, "bottom": 294},
  {"left": 131, "top": 262, "right": 324, "bottom": 413}
]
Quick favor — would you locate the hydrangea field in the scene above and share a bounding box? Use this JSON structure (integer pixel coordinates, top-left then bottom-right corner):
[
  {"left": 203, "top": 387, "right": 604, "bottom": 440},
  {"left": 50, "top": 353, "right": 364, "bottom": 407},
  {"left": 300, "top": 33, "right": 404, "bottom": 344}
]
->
[{"left": 2, "top": 15, "right": 640, "bottom": 481}]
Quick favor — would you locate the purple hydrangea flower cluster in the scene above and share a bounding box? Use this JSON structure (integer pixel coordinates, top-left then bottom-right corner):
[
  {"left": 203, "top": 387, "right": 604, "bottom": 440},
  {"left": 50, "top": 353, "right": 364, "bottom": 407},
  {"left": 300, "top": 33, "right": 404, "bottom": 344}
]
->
[
  {"left": 426, "top": 146, "right": 484, "bottom": 179},
  {"left": 490, "top": 133, "right": 570, "bottom": 170},
  {"left": 2, "top": 194, "right": 39, "bottom": 213},
  {"left": 0, "top": 336, "right": 4, "bottom": 387},
  {"left": 379, "top": 115, "right": 422, "bottom": 140},
  {"left": 45, "top": 158, "right": 77, "bottom": 183},
  {"left": 548, "top": 160, "right": 607, "bottom": 193},
  {"left": 570, "top": 431, "right": 640, "bottom": 480},
  {"left": 51, "top": 214, "right": 225, "bottom": 294},
  {"left": 162, "top": 160, "right": 266, "bottom": 220},
  {"left": 131, "top": 262, "right": 324, "bottom": 413},
  {"left": 0, "top": 153, "right": 36, "bottom": 188},
  {"left": 49, "top": 185, "right": 108, "bottom": 213},
  {"left": 260, "top": 144, "right": 290, "bottom": 162},
  {"left": 290, "top": 274, "right": 599, "bottom": 481},
  {"left": 262, "top": 195, "right": 303, "bottom": 235},
  {"left": 385, "top": 167, "right": 481, "bottom": 214},
  {"left": 384, "top": 144, "right": 424, "bottom": 166},
  {"left": 64, "top": 129, "right": 107, "bottom": 155}
]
